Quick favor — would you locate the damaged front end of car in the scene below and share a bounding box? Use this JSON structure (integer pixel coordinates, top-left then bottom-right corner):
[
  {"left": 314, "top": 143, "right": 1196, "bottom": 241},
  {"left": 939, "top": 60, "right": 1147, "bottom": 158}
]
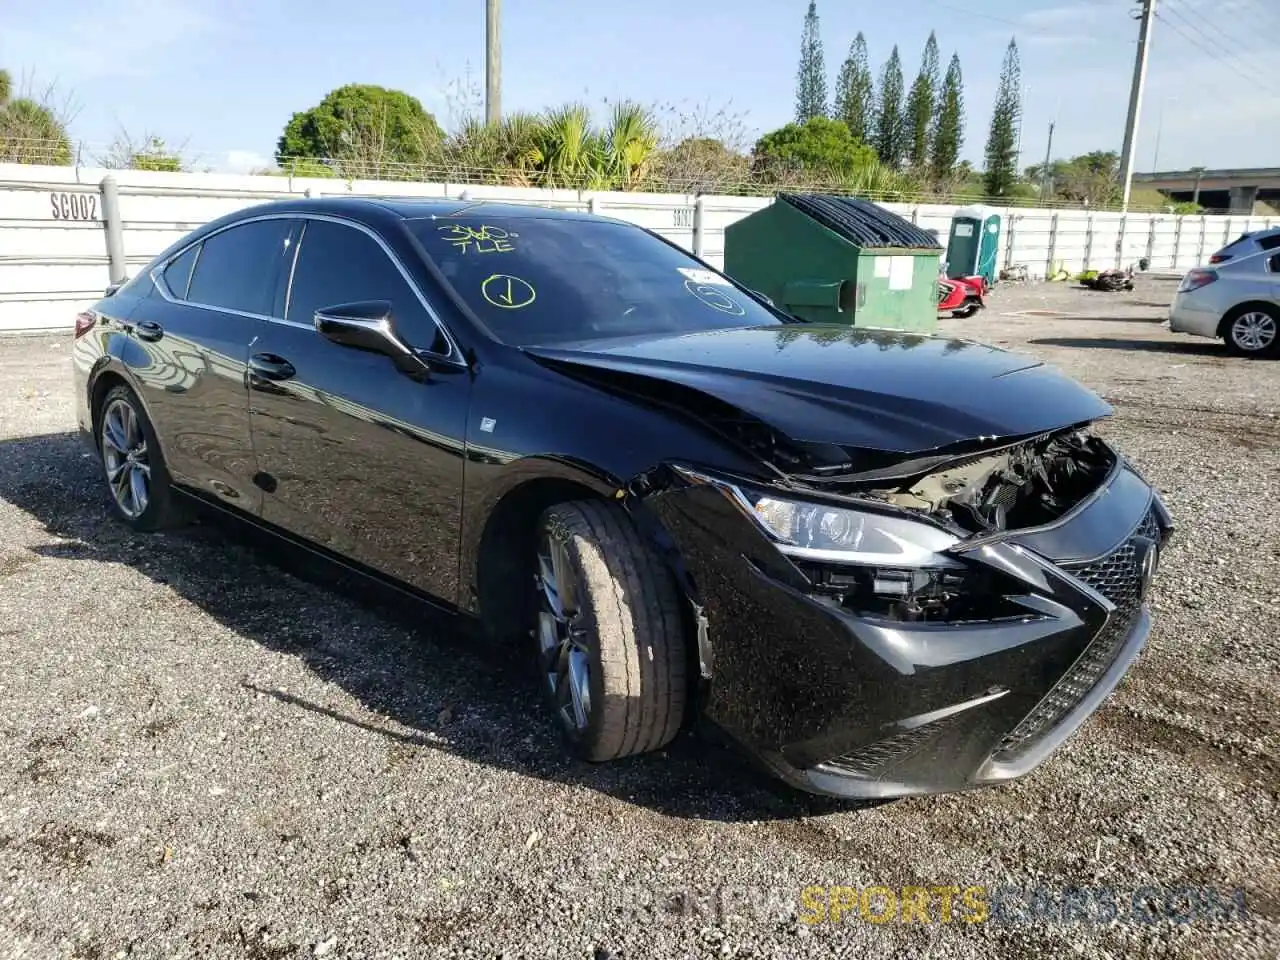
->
[{"left": 629, "top": 413, "right": 1173, "bottom": 800}]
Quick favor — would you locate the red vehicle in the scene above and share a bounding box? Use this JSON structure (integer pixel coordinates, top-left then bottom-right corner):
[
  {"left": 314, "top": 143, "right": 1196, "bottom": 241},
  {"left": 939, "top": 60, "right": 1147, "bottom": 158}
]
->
[{"left": 938, "top": 273, "right": 987, "bottom": 319}]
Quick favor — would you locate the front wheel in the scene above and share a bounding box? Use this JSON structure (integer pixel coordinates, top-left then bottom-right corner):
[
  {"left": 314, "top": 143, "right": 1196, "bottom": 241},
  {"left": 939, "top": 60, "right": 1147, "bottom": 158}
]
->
[
  {"left": 532, "top": 500, "right": 689, "bottom": 762},
  {"left": 1223, "top": 306, "right": 1279, "bottom": 357}
]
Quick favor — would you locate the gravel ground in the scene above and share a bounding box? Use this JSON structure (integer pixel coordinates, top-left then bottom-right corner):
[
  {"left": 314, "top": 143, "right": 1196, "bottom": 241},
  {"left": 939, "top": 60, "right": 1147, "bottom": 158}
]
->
[{"left": 1, "top": 277, "right": 1277, "bottom": 959}]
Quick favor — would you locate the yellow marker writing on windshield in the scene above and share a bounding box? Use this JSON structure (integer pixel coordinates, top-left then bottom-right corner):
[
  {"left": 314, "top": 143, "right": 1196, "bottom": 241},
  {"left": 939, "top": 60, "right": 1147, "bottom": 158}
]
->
[
  {"left": 438, "top": 223, "right": 517, "bottom": 255},
  {"left": 481, "top": 273, "right": 537, "bottom": 310}
]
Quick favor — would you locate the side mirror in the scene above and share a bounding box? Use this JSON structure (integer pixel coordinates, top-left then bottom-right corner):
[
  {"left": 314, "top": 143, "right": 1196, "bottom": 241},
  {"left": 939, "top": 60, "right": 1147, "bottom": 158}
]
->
[{"left": 315, "top": 300, "right": 412, "bottom": 358}]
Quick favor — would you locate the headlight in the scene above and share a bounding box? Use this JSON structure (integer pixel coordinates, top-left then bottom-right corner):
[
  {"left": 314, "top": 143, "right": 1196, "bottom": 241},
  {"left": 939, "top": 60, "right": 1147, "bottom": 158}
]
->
[
  {"left": 673, "top": 466, "right": 1021, "bottom": 623},
  {"left": 747, "top": 493, "right": 963, "bottom": 567}
]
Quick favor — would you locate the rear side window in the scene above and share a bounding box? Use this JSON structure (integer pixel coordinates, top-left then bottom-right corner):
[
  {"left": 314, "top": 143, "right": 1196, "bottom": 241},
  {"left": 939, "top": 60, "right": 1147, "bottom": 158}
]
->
[
  {"left": 162, "top": 244, "right": 200, "bottom": 299},
  {"left": 187, "top": 219, "right": 293, "bottom": 316},
  {"left": 286, "top": 218, "right": 447, "bottom": 354},
  {"left": 1258, "top": 233, "right": 1280, "bottom": 252}
]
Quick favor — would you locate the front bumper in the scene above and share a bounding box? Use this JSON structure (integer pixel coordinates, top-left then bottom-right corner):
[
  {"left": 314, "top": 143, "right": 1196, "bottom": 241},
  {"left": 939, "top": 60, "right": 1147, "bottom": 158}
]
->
[{"left": 647, "top": 458, "right": 1171, "bottom": 799}]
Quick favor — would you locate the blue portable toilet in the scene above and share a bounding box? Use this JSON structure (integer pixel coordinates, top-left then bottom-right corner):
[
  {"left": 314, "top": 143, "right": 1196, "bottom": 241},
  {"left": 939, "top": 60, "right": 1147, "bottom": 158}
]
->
[{"left": 945, "top": 206, "right": 1001, "bottom": 287}]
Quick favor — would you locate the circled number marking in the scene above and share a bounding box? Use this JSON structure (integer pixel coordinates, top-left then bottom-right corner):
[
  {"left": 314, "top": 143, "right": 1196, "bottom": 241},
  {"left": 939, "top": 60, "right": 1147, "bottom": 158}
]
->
[
  {"left": 684, "top": 279, "right": 744, "bottom": 316},
  {"left": 481, "top": 274, "right": 537, "bottom": 310}
]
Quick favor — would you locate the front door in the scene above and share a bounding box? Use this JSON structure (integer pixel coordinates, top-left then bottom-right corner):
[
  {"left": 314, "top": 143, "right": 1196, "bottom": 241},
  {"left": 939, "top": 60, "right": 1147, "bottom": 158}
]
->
[{"left": 247, "top": 215, "right": 471, "bottom": 605}]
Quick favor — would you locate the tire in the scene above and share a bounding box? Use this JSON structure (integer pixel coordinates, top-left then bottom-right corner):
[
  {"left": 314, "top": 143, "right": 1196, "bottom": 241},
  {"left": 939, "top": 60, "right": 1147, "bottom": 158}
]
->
[
  {"left": 96, "top": 383, "right": 186, "bottom": 531},
  {"left": 532, "top": 500, "right": 689, "bottom": 762},
  {"left": 1223, "top": 305, "right": 1280, "bottom": 358}
]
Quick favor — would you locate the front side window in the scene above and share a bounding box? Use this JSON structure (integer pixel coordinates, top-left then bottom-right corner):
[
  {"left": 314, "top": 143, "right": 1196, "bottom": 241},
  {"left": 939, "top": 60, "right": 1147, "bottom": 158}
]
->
[
  {"left": 408, "top": 216, "right": 787, "bottom": 347},
  {"left": 186, "top": 218, "right": 293, "bottom": 316},
  {"left": 287, "top": 218, "right": 447, "bottom": 354}
]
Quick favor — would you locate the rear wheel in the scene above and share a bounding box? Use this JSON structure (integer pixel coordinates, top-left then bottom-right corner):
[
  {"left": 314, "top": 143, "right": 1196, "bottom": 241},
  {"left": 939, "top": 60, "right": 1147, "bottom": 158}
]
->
[
  {"left": 1223, "top": 306, "right": 1279, "bottom": 357},
  {"left": 97, "top": 384, "right": 185, "bottom": 531},
  {"left": 532, "top": 500, "right": 688, "bottom": 762}
]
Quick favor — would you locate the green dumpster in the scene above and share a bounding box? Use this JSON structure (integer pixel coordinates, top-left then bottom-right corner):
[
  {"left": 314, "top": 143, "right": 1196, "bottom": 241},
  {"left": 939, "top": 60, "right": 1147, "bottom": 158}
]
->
[{"left": 723, "top": 192, "right": 943, "bottom": 333}]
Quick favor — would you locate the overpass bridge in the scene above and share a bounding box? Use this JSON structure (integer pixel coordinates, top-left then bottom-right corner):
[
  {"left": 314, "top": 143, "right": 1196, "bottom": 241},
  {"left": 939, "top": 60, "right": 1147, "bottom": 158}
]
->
[{"left": 1133, "top": 167, "right": 1280, "bottom": 213}]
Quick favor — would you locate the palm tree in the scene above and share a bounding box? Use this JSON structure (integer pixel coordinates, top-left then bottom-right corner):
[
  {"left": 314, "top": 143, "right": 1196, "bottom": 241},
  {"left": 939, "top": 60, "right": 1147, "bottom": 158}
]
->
[
  {"left": 602, "top": 101, "right": 659, "bottom": 190},
  {"left": 535, "top": 103, "right": 606, "bottom": 188}
]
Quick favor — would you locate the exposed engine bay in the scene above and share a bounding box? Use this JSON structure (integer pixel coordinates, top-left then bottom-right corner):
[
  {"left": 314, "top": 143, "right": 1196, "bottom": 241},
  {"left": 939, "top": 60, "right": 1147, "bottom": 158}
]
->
[
  {"left": 789, "top": 430, "right": 1117, "bottom": 622},
  {"left": 532, "top": 358, "right": 1124, "bottom": 625},
  {"left": 529, "top": 354, "right": 1116, "bottom": 537},
  {"left": 862, "top": 428, "right": 1117, "bottom": 536}
]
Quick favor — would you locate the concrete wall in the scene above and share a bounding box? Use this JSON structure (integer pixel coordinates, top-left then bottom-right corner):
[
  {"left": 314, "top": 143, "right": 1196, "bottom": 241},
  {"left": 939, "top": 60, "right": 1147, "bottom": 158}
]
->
[{"left": 3, "top": 161, "right": 1277, "bottom": 333}]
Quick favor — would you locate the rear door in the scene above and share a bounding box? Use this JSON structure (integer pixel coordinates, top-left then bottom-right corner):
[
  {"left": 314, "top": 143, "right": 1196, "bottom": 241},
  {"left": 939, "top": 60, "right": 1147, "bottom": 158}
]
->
[
  {"left": 124, "top": 216, "right": 295, "bottom": 512},
  {"left": 247, "top": 215, "right": 471, "bottom": 604}
]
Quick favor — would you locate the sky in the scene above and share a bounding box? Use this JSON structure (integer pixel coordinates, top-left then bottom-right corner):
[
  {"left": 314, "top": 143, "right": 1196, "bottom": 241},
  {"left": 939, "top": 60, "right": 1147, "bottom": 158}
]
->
[{"left": 1, "top": 0, "right": 1275, "bottom": 176}]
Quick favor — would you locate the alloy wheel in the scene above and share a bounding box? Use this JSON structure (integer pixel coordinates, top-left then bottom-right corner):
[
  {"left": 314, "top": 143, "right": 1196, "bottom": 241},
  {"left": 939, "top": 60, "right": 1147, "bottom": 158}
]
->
[
  {"left": 1230, "top": 311, "right": 1277, "bottom": 353},
  {"left": 535, "top": 531, "right": 592, "bottom": 733},
  {"left": 101, "top": 397, "right": 150, "bottom": 518}
]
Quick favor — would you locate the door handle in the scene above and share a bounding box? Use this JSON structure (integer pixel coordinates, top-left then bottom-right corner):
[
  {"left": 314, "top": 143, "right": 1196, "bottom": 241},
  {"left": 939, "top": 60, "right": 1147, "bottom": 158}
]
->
[
  {"left": 134, "top": 319, "right": 164, "bottom": 342},
  {"left": 248, "top": 353, "right": 296, "bottom": 382}
]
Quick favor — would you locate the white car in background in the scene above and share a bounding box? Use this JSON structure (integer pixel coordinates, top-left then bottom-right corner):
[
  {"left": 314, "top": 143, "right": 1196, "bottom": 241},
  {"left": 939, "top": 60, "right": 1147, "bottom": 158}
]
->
[
  {"left": 1169, "top": 248, "right": 1280, "bottom": 357},
  {"left": 1208, "top": 226, "right": 1280, "bottom": 265}
]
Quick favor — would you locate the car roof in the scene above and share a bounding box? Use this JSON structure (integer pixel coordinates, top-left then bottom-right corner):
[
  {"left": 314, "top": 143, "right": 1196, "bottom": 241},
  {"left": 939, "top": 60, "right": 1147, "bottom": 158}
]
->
[
  {"left": 1217, "top": 245, "right": 1278, "bottom": 273},
  {"left": 226, "top": 195, "right": 603, "bottom": 224}
]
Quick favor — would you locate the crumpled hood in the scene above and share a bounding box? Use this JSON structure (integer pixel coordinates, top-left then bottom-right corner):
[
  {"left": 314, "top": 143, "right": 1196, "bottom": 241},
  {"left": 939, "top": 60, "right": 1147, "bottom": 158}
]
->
[{"left": 524, "top": 324, "right": 1112, "bottom": 454}]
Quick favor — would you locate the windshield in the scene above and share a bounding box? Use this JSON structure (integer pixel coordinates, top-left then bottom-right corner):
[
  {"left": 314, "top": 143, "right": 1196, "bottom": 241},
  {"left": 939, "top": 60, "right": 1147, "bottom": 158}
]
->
[{"left": 408, "top": 215, "right": 787, "bottom": 346}]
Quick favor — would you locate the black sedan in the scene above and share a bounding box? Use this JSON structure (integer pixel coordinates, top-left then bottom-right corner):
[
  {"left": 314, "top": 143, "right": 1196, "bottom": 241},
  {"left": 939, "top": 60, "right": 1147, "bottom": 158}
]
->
[{"left": 71, "top": 197, "right": 1171, "bottom": 799}]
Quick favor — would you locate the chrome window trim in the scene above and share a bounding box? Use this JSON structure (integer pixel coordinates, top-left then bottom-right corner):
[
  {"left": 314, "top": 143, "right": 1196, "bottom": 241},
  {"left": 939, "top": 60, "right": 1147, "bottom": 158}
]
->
[{"left": 149, "top": 211, "right": 465, "bottom": 366}]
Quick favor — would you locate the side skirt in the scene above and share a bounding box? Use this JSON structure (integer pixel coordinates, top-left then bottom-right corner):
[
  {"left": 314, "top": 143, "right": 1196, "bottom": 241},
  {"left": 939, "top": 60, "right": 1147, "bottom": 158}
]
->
[{"left": 171, "top": 485, "right": 469, "bottom": 623}]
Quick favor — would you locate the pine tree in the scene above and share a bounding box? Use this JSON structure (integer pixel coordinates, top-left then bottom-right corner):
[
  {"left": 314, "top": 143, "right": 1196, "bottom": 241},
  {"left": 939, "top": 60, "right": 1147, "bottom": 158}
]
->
[
  {"left": 983, "top": 38, "right": 1022, "bottom": 198},
  {"left": 930, "top": 53, "right": 965, "bottom": 184},
  {"left": 904, "top": 32, "right": 940, "bottom": 170},
  {"left": 794, "top": 2, "right": 828, "bottom": 122},
  {"left": 873, "top": 45, "right": 905, "bottom": 168},
  {"left": 834, "top": 32, "right": 875, "bottom": 145}
]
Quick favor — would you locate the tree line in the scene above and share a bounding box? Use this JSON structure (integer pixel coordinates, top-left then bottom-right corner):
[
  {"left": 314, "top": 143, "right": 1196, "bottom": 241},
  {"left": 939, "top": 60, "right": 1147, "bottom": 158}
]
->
[
  {"left": 0, "top": 57, "right": 1199, "bottom": 212},
  {"left": 787, "top": 4, "right": 1203, "bottom": 211},
  {"left": 791, "top": 1, "right": 1023, "bottom": 199},
  {"left": 0, "top": 68, "right": 185, "bottom": 171}
]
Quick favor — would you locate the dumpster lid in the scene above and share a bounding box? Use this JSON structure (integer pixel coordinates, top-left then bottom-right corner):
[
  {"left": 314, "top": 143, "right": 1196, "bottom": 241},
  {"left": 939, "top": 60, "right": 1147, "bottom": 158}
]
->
[{"left": 778, "top": 193, "right": 943, "bottom": 250}]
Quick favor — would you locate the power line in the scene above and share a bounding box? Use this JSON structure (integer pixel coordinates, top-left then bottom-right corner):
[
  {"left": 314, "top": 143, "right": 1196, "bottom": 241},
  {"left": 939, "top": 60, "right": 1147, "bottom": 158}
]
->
[
  {"left": 1173, "top": 0, "right": 1280, "bottom": 32},
  {"left": 1155, "top": 5, "right": 1270, "bottom": 87},
  {"left": 1161, "top": 0, "right": 1273, "bottom": 78},
  {"left": 1219, "top": 0, "right": 1280, "bottom": 24},
  {"left": 916, "top": 2, "right": 1030, "bottom": 30},
  {"left": 916, "top": 1, "right": 1129, "bottom": 44}
]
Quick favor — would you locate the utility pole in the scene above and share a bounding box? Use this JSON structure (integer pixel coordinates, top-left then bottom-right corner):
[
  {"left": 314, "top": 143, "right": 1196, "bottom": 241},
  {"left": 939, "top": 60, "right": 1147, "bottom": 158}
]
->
[
  {"left": 1118, "top": 0, "right": 1156, "bottom": 211},
  {"left": 485, "top": 0, "right": 501, "bottom": 126},
  {"left": 1039, "top": 121, "right": 1056, "bottom": 202}
]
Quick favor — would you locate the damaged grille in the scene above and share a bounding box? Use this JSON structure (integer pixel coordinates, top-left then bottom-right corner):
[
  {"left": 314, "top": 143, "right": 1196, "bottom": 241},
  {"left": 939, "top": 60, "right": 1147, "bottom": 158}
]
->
[
  {"left": 1066, "top": 510, "right": 1160, "bottom": 615},
  {"left": 989, "top": 509, "right": 1161, "bottom": 763}
]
